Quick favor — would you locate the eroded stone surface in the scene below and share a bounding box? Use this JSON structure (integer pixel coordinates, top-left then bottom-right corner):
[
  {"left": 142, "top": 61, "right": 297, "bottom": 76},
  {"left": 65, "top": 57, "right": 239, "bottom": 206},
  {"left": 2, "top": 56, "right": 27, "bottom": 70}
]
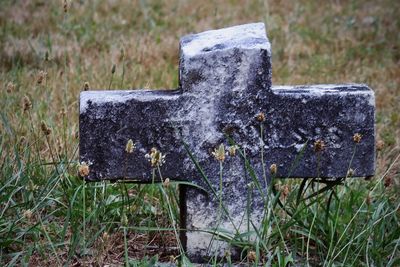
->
[{"left": 79, "top": 23, "right": 375, "bottom": 262}]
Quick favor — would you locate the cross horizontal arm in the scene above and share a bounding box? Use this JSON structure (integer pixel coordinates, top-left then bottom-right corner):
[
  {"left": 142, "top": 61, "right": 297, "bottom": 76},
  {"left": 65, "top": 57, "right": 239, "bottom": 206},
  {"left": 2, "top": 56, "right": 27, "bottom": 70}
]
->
[
  {"left": 80, "top": 89, "right": 193, "bottom": 181},
  {"left": 266, "top": 84, "right": 375, "bottom": 178}
]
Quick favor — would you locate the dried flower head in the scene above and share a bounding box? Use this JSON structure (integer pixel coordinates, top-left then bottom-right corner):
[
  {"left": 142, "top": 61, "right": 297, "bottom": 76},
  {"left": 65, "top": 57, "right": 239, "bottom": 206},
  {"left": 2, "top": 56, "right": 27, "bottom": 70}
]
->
[
  {"left": 78, "top": 162, "right": 90, "bottom": 177},
  {"left": 212, "top": 144, "right": 225, "bottom": 162},
  {"left": 169, "top": 255, "right": 176, "bottom": 263},
  {"left": 111, "top": 64, "right": 116, "bottom": 74},
  {"left": 22, "top": 95, "right": 32, "bottom": 112},
  {"left": 102, "top": 231, "right": 110, "bottom": 241},
  {"left": 163, "top": 178, "right": 170, "bottom": 187},
  {"left": 270, "top": 163, "right": 277, "bottom": 175},
  {"left": 23, "top": 209, "right": 33, "bottom": 220},
  {"left": 247, "top": 250, "right": 256, "bottom": 262},
  {"left": 40, "top": 121, "right": 52, "bottom": 136},
  {"left": 384, "top": 176, "right": 392, "bottom": 188},
  {"left": 121, "top": 213, "right": 128, "bottom": 226},
  {"left": 256, "top": 112, "right": 265, "bottom": 122},
  {"left": 19, "top": 136, "right": 26, "bottom": 145},
  {"left": 314, "top": 139, "right": 325, "bottom": 152},
  {"left": 27, "top": 181, "right": 38, "bottom": 192},
  {"left": 145, "top": 147, "right": 166, "bottom": 167},
  {"left": 376, "top": 140, "right": 385, "bottom": 151},
  {"left": 282, "top": 184, "right": 290, "bottom": 198},
  {"left": 353, "top": 133, "right": 362, "bottom": 143},
  {"left": 125, "top": 139, "right": 135, "bottom": 154},
  {"left": 63, "top": 0, "right": 68, "bottom": 13},
  {"left": 119, "top": 48, "right": 125, "bottom": 61},
  {"left": 247, "top": 182, "right": 254, "bottom": 189},
  {"left": 37, "top": 70, "right": 47, "bottom": 85},
  {"left": 6, "top": 82, "right": 15, "bottom": 93},
  {"left": 224, "top": 250, "right": 231, "bottom": 259},
  {"left": 366, "top": 193, "right": 371, "bottom": 206},
  {"left": 59, "top": 108, "right": 66, "bottom": 118},
  {"left": 45, "top": 51, "right": 49, "bottom": 61},
  {"left": 228, "top": 145, "right": 238, "bottom": 157},
  {"left": 83, "top": 82, "right": 90, "bottom": 91},
  {"left": 347, "top": 168, "right": 354, "bottom": 177}
]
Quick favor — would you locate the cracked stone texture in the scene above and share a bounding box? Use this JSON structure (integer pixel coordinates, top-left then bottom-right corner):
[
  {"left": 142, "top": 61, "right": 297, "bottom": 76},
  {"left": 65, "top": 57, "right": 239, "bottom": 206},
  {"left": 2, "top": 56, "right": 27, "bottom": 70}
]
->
[{"left": 79, "top": 23, "right": 375, "bottom": 262}]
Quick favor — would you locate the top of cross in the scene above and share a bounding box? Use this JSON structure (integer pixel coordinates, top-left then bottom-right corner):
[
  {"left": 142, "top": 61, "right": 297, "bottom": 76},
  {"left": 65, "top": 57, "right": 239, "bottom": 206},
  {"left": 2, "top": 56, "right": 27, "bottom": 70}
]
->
[{"left": 180, "top": 22, "right": 270, "bottom": 57}]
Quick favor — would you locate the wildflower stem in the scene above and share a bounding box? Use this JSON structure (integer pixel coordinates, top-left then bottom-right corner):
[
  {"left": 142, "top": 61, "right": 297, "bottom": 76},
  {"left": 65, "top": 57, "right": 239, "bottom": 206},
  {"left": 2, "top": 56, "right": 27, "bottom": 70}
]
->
[
  {"left": 156, "top": 166, "right": 185, "bottom": 256},
  {"left": 316, "top": 152, "right": 321, "bottom": 178},
  {"left": 108, "top": 75, "right": 114, "bottom": 90},
  {"left": 264, "top": 181, "right": 273, "bottom": 240},
  {"left": 108, "top": 65, "right": 115, "bottom": 90},
  {"left": 260, "top": 123, "right": 267, "bottom": 189},
  {"left": 45, "top": 134, "right": 60, "bottom": 176},
  {"left": 120, "top": 61, "right": 125, "bottom": 88},
  {"left": 272, "top": 209, "right": 290, "bottom": 254},
  {"left": 119, "top": 182, "right": 126, "bottom": 210},
  {"left": 27, "top": 111, "right": 43, "bottom": 167},
  {"left": 219, "top": 161, "right": 223, "bottom": 221},
  {"left": 246, "top": 175, "right": 251, "bottom": 243},
  {"left": 122, "top": 154, "right": 131, "bottom": 212},
  {"left": 82, "top": 179, "right": 86, "bottom": 253},
  {"left": 345, "top": 144, "right": 358, "bottom": 179},
  {"left": 306, "top": 180, "right": 320, "bottom": 266},
  {"left": 63, "top": 109, "right": 68, "bottom": 158},
  {"left": 124, "top": 226, "right": 129, "bottom": 265}
]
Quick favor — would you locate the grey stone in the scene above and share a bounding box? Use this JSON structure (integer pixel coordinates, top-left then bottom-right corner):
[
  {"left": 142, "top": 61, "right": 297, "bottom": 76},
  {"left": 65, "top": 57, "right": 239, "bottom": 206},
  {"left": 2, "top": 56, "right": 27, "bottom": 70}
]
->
[{"left": 79, "top": 23, "right": 375, "bottom": 262}]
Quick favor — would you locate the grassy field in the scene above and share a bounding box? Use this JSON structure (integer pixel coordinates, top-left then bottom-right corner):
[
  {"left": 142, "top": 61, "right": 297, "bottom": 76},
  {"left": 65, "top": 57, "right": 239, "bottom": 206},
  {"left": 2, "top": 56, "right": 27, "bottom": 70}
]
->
[{"left": 0, "top": 0, "right": 399, "bottom": 266}]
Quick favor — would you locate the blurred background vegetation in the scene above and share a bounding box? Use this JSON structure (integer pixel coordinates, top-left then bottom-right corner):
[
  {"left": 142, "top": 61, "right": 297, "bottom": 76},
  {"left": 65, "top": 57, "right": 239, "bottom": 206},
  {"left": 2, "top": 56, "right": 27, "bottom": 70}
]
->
[{"left": 0, "top": 0, "right": 399, "bottom": 265}]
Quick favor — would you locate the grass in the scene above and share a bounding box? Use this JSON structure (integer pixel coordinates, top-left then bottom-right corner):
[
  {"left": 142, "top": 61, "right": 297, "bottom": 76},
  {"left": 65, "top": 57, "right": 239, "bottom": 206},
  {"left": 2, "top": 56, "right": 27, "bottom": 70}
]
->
[{"left": 0, "top": 0, "right": 399, "bottom": 265}]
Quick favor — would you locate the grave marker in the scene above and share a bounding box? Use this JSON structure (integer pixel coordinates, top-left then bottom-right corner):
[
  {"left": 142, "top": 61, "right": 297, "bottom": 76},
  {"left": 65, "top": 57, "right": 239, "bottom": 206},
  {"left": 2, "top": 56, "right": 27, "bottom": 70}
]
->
[{"left": 79, "top": 23, "right": 375, "bottom": 262}]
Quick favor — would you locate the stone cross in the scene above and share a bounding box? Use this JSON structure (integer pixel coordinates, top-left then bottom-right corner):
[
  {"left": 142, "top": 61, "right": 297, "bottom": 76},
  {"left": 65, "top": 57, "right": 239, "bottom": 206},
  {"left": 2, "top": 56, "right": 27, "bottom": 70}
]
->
[{"left": 79, "top": 23, "right": 375, "bottom": 262}]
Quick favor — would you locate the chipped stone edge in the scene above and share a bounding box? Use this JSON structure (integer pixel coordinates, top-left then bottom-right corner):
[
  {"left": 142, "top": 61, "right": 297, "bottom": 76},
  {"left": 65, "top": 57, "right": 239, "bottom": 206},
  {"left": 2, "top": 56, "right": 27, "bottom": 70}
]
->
[{"left": 180, "top": 22, "right": 271, "bottom": 58}]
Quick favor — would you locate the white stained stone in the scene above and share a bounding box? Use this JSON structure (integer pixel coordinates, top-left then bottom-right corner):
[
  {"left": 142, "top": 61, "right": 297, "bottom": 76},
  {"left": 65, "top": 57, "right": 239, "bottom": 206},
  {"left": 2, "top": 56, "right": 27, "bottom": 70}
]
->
[
  {"left": 80, "top": 90, "right": 180, "bottom": 114},
  {"left": 181, "top": 23, "right": 271, "bottom": 58}
]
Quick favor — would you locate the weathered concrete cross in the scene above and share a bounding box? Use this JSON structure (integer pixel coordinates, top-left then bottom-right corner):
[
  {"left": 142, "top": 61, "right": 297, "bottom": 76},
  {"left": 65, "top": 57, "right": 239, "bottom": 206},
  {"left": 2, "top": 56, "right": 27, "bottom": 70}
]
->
[{"left": 79, "top": 23, "right": 375, "bottom": 262}]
